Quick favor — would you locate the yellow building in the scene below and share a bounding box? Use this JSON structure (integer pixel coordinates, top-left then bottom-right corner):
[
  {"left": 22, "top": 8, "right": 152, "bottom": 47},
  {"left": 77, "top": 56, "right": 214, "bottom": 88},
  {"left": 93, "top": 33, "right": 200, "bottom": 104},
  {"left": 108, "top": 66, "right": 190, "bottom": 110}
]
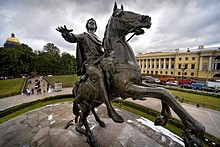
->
[{"left": 136, "top": 46, "right": 220, "bottom": 81}]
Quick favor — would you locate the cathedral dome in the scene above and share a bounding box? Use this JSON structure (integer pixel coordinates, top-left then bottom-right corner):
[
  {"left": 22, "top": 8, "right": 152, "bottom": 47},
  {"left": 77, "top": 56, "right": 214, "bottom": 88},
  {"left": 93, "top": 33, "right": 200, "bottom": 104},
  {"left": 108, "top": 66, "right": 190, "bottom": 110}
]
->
[{"left": 4, "top": 33, "right": 20, "bottom": 47}]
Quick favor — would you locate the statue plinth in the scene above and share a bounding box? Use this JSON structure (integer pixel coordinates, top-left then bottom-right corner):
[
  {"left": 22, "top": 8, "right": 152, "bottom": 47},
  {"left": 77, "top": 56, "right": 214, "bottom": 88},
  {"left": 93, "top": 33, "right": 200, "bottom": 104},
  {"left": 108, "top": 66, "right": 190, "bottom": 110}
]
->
[{"left": 0, "top": 103, "right": 183, "bottom": 147}]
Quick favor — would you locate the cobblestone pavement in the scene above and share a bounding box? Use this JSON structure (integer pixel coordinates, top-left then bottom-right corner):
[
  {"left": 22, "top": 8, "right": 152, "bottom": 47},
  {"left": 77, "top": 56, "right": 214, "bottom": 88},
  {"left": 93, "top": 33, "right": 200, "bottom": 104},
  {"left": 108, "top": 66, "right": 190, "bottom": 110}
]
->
[{"left": 0, "top": 103, "right": 184, "bottom": 147}]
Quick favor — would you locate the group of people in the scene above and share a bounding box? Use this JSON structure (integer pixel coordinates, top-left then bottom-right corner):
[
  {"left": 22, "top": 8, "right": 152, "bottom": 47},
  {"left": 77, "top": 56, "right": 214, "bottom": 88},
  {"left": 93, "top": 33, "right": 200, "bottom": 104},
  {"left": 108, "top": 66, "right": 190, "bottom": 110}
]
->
[{"left": 25, "top": 76, "right": 51, "bottom": 96}]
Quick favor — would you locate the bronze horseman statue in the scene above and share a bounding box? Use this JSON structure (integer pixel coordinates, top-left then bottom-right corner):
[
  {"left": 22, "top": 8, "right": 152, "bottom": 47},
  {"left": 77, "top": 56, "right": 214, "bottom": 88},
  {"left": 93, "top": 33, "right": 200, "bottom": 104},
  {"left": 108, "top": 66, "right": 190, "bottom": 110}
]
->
[{"left": 57, "top": 2, "right": 205, "bottom": 147}]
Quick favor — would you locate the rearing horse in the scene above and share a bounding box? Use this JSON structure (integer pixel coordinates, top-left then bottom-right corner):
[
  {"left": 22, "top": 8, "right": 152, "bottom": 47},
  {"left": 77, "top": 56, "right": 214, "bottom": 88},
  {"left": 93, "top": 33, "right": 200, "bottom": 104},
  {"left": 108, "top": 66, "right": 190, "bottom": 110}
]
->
[{"left": 72, "top": 3, "right": 205, "bottom": 147}]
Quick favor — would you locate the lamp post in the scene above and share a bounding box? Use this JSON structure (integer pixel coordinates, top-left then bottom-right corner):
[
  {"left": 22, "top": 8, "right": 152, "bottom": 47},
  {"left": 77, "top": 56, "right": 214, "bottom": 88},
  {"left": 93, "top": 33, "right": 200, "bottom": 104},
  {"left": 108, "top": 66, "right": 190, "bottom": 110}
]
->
[
  {"left": 181, "top": 65, "right": 185, "bottom": 87},
  {"left": 206, "top": 70, "right": 210, "bottom": 85}
]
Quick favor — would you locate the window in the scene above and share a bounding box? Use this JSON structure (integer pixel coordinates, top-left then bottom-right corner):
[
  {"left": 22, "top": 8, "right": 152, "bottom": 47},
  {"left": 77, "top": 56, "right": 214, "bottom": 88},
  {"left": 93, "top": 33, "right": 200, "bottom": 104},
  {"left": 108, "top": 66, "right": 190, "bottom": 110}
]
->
[
  {"left": 156, "top": 59, "right": 159, "bottom": 61},
  {"left": 137, "top": 60, "right": 139, "bottom": 62},
  {"left": 155, "top": 71, "right": 158, "bottom": 74},
  {"left": 178, "top": 64, "right": 182, "bottom": 69},
  {"left": 165, "top": 71, "right": 168, "bottom": 74},
  {"left": 191, "top": 72, "right": 194, "bottom": 76},
  {"left": 160, "top": 71, "right": 163, "bottom": 74},
  {"left": 166, "top": 58, "right": 169, "bottom": 61},
  {"left": 185, "top": 57, "right": 188, "bottom": 60},
  {"left": 191, "top": 64, "right": 195, "bottom": 69},
  {"left": 151, "top": 71, "right": 153, "bottom": 74},
  {"left": 184, "top": 72, "right": 187, "bottom": 76},
  {"left": 171, "top": 58, "right": 175, "bottom": 61},
  {"left": 152, "top": 65, "right": 154, "bottom": 69},
  {"left": 171, "top": 71, "right": 173, "bottom": 75},
  {"left": 166, "top": 64, "right": 169, "bottom": 69},
  {"left": 161, "top": 59, "right": 164, "bottom": 61},
  {"left": 179, "top": 58, "right": 182, "bottom": 61},
  {"left": 185, "top": 64, "right": 188, "bottom": 69},
  {"left": 147, "top": 71, "right": 149, "bottom": 74},
  {"left": 178, "top": 72, "right": 181, "bottom": 75},
  {"left": 192, "top": 57, "right": 195, "bottom": 60},
  {"left": 156, "top": 64, "right": 159, "bottom": 68},
  {"left": 203, "top": 63, "right": 207, "bottom": 70},
  {"left": 161, "top": 64, "right": 164, "bottom": 68},
  {"left": 171, "top": 64, "right": 174, "bottom": 69}
]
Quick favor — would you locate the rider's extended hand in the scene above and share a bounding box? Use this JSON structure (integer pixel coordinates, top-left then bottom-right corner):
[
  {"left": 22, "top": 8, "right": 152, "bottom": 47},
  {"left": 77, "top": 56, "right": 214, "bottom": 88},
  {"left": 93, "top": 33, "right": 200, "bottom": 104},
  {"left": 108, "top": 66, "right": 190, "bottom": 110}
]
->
[{"left": 56, "top": 25, "right": 73, "bottom": 34}]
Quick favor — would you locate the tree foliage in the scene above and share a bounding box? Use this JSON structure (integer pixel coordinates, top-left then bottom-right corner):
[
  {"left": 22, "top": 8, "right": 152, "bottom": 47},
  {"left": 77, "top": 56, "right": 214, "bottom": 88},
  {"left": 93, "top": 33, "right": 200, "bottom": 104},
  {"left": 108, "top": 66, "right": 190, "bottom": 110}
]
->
[{"left": 0, "top": 43, "right": 76, "bottom": 77}]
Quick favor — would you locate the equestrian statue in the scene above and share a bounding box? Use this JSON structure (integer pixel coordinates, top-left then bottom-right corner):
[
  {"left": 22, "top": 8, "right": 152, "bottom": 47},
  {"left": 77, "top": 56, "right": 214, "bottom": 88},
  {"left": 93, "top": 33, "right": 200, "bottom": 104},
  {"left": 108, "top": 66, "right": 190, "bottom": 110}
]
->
[{"left": 56, "top": 2, "right": 205, "bottom": 147}]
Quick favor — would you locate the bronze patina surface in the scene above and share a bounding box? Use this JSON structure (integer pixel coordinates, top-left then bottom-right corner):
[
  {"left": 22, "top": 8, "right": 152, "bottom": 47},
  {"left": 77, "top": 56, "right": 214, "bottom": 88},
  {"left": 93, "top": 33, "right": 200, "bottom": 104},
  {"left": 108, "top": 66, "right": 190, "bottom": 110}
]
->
[{"left": 57, "top": 2, "right": 205, "bottom": 147}]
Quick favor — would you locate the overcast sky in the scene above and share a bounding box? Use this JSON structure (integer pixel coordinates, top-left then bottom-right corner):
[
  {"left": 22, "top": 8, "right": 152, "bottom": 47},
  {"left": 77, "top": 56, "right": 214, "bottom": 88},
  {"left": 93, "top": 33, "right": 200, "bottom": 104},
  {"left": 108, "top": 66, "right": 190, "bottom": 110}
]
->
[{"left": 0, "top": 0, "right": 220, "bottom": 56}]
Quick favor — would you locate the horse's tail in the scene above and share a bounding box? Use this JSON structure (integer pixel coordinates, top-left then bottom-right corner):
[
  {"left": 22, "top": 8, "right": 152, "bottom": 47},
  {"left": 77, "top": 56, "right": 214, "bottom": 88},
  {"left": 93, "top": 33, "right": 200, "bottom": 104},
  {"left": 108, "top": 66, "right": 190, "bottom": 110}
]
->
[{"left": 72, "top": 81, "right": 80, "bottom": 123}]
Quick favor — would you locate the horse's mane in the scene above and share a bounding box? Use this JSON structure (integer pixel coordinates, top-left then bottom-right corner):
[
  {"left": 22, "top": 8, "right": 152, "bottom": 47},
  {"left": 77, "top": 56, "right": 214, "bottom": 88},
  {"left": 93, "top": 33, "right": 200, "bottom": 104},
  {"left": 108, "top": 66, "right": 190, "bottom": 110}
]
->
[{"left": 102, "top": 17, "right": 111, "bottom": 48}]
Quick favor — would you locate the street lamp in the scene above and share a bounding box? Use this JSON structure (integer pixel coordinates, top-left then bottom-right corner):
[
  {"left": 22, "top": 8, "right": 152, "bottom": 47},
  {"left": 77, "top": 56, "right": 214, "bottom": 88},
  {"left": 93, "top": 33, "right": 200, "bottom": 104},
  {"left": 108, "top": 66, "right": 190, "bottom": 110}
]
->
[{"left": 181, "top": 65, "right": 185, "bottom": 87}]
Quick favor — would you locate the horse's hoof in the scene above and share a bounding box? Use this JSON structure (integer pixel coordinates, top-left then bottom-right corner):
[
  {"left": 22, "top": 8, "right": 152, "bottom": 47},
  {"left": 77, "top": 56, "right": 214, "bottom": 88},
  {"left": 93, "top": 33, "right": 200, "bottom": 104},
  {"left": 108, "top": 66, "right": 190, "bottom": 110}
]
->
[
  {"left": 108, "top": 111, "right": 124, "bottom": 123},
  {"left": 87, "top": 136, "right": 99, "bottom": 147},
  {"left": 182, "top": 129, "right": 204, "bottom": 147},
  {"left": 154, "top": 115, "right": 168, "bottom": 126},
  {"left": 99, "top": 121, "right": 106, "bottom": 128}
]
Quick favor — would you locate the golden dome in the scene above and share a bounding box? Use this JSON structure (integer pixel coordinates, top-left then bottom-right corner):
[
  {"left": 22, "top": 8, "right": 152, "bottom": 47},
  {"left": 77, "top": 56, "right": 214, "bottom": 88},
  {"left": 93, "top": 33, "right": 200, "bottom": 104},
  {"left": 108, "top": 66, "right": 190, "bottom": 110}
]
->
[{"left": 6, "top": 33, "right": 20, "bottom": 44}]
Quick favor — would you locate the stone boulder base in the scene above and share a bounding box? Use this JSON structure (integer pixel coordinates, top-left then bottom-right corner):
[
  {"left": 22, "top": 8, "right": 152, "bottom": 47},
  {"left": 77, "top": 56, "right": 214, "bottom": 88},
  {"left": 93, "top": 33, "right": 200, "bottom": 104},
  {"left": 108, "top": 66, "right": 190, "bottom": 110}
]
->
[{"left": 0, "top": 102, "right": 183, "bottom": 147}]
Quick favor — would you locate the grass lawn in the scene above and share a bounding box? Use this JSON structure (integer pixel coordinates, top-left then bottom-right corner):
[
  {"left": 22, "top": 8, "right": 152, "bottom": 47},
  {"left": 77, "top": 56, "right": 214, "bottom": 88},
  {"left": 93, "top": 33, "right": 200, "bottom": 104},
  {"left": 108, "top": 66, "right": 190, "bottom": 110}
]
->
[
  {"left": 47, "top": 75, "right": 79, "bottom": 88},
  {"left": 170, "top": 89, "right": 220, "bottom": 110},
  {"left": 0, "top": 78, "right": 24, "bottom": 98}
]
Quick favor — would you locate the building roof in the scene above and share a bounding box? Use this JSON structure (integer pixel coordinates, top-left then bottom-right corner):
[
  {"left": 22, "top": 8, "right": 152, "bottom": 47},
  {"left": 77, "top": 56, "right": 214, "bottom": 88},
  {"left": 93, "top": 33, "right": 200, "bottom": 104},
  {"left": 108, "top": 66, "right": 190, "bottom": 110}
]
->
[{"left": 6, "top": 33, "right": 20, "bottom": 44}]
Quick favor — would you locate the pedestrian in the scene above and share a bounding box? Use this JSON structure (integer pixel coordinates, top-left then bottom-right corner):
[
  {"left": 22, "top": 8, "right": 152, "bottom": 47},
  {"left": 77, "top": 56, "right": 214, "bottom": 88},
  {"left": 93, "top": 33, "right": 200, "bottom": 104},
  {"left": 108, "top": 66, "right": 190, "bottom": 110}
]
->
[
  {"left": 181, "top": 97, "right": 184, "bottom": 103},
  {"left": 31, "top": 88, "right": 34, "bottom": 94}
]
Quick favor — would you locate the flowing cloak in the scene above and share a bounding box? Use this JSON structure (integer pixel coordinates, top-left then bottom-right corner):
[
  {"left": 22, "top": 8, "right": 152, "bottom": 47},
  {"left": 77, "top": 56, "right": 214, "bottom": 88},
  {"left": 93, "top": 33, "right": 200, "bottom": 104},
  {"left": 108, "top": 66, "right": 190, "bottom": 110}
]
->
[{"left": 76, "top": 32, "right": 102, "bottom": 76}]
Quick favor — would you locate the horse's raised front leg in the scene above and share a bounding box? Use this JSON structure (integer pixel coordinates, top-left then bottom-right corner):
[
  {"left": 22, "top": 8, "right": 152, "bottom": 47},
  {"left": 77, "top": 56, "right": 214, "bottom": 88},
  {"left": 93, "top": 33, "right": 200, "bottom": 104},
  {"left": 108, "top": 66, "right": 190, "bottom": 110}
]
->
[
  {"left": 154, "top": 101, "right": 172, "bottom": 126},
  {"left": 126, "top": 84, "right": 205, "bottom": 146}
]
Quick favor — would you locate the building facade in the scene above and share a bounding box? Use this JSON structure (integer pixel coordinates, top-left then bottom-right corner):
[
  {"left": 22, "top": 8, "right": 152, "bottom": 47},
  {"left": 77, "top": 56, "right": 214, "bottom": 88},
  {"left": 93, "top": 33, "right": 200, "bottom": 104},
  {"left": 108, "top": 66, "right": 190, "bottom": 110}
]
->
[{"left": 136, "top": 46, "right": 220, "bottom": 81}]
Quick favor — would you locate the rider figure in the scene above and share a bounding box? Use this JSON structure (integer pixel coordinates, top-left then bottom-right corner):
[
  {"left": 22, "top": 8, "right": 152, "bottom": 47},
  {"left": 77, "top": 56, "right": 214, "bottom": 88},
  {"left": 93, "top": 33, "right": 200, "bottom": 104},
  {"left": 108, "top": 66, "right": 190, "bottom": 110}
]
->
[{"left": 56, "top": 18, "right": 124, "bottom": 123}]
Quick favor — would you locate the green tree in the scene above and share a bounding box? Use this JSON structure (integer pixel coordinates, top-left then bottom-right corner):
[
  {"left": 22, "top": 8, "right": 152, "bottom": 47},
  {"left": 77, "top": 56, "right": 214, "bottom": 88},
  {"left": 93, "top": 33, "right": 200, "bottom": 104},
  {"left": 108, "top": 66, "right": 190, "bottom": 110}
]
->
[
  {"left": 59, "top": 52, "right": 76, "bottom": 75},
  {"left": 43, "top": 43, "right": 60, "bottom": 57},
  {"left": 0, "top": 44, "right": 35, "bottom": 77}
]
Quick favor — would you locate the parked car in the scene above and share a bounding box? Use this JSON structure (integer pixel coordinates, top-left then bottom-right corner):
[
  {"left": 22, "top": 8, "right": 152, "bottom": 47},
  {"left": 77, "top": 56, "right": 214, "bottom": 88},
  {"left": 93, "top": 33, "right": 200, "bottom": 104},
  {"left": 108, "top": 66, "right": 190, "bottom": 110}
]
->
[
  {"left": 191, "top": 83, "right": 206, "bottom": 90},
  {"left": 180, "top": 84, "right": 194, "bottom": 89},
  {"left": 203, "top": 86, "right": 218, "bottom": 93},
  {"left": 142, "top": 76, "right": 160, "bottom": 83},
  {"left": 159, "top": 77, "right": 175, "bottom": 83},
  {"left": 166, "top": 81, "right": 178, "bottom": 86},
  {"left": 178, "top": 79, "right": 191, "bottom": 84}
]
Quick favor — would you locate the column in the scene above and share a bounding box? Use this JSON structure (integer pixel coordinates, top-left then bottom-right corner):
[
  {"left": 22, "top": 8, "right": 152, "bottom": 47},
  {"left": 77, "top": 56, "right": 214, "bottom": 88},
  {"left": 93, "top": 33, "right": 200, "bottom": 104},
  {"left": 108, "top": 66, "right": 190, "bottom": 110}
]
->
[
  {"left": 158, "top": 59, "right": 161, "bottom": 69},
  {"left": 209, "top": 56, "right": 212, "bottom": 71},
  {"left": 163, "top": 58, "right": 166, "bottom": 69},
  {"left": 138, "top": 60, "right": 141, "bottom": 67},
  {"left": 154, "top": 59, "right": 156, "bottom": 69},
  {"left": 146, "top": 59, "right": 148, "bottom": 69},
  {"left": 199, "top": 57, "right": 203, "bottom": 71},
  {"left": 168, "top": 58, "right": 171, "bottom": 69}
]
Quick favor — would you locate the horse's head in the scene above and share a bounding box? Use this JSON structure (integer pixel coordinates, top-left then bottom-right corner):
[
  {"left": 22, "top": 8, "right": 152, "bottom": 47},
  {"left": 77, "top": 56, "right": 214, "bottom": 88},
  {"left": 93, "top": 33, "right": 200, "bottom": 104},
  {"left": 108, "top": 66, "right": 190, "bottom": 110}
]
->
[{"left": 109, "top": 2, "right": 151, "bottom": 37}]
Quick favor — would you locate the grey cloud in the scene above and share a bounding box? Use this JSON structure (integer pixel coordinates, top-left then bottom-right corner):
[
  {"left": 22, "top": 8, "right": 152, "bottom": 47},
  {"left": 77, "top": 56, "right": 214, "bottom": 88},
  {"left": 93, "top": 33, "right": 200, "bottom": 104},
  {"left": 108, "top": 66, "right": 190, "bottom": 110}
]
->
[{"left": 0, "top": 0, "right": 220, "bottom": 55}]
